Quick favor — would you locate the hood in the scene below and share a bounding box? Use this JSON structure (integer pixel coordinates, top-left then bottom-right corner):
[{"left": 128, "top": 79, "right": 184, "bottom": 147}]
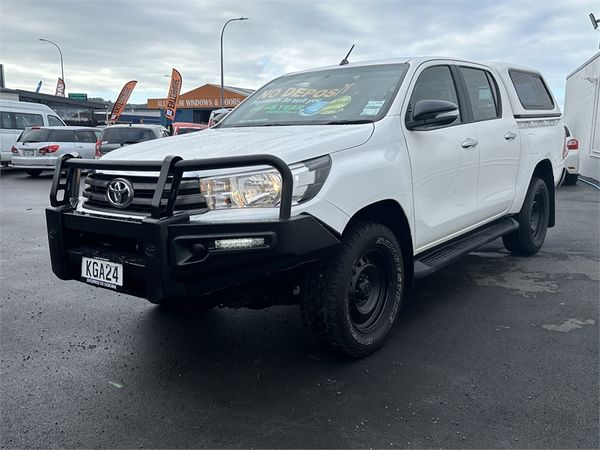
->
[{"left": 101, "top": 124, "right": 374, "bottom": 173}]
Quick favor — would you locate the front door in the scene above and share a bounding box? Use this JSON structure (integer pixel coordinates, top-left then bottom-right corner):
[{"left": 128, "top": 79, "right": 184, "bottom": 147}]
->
[{"left": 403, "top": 64, "right": 480, "bottom": 251}]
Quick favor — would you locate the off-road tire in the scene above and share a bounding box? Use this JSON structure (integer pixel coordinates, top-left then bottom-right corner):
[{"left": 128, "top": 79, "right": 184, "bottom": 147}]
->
[
  {"left": 563, "top": 173, "right": 578, "bottom": 185},
  {"left": 301, "top": 222, "right": 404, "bottom": 358},
  {"left": 502, "top": 177, "right": 549, "bottom": 255},
  {"left": 26, "top": 169, "right": 42, "bottom": 177}
]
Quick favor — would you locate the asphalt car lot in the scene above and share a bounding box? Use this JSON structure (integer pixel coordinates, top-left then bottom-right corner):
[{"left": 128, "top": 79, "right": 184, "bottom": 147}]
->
[{"left": 1, "top": 168, "right": 598, "bottom": 449}]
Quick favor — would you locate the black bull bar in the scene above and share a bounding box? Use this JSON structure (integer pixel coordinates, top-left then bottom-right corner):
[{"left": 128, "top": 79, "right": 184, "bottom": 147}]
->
[{"left": 49, "top": 153, "right": 294, "bottom": 219}]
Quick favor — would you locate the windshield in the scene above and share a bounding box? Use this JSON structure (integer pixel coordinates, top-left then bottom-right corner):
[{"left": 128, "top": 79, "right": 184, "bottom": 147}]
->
[
  {"left": 100, "top": 127, "right": 155, "bottom": 144},
  {"left": 219, "top": 63, "right": 409, "bottom": 128}
]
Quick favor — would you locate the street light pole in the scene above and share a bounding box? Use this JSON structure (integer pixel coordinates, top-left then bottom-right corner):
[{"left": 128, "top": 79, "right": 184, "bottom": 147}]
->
[
  {"left": 39, "top": 38, "right": 64, "bottom": 83},
  {"left": 220, "top": 17, "right": 248, "bottom": 108}
]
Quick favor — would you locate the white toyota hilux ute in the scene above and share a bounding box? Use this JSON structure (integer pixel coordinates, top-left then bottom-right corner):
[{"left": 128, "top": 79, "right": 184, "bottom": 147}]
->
[{"left": 47, "top": 57, "right": 564, "bottom": 357}]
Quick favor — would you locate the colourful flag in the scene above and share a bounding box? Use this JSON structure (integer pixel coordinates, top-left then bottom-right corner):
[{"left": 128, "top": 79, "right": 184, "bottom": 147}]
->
[
  {"left": 164, "top": 69, "right": 182, "bottom": 122},
  {"left": 109, "top": 80, "right": 137, "bottom": 123},
  {"left": 55, "top": 78, "right": 65, "bottom": 97}
]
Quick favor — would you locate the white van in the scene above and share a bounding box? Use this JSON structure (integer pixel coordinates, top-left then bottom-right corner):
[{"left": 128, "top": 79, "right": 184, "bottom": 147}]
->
[{"left": 0, "top": 100, "right": 66, "bottom": 166}]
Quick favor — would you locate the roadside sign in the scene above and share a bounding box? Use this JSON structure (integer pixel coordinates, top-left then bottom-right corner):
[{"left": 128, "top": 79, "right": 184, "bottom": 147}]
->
[{"left": 68, "top": 93, "right": 88, "bottom": 101}]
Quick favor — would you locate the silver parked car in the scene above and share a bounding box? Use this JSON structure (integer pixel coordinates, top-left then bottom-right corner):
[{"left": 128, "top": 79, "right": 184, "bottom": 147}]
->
[
  {"left": 95, "top": 124, "right": 170, "bottom": 158},
  {"left": 11, "top": 126, "right": 100, "bottom": 177}
]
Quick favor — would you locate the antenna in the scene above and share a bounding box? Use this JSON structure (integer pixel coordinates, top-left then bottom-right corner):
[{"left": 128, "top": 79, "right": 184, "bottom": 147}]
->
[{"left": 339, "top": 44, "right": 355, "bottom": 66}]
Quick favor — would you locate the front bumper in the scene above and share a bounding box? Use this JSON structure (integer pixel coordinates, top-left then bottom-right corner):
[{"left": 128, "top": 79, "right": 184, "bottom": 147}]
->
[
  {"left": 46, "top": 208, "right": 339, "bottom": 303},
  {"left": 46, "top": 154, "right": 340, "bottom": 303}
]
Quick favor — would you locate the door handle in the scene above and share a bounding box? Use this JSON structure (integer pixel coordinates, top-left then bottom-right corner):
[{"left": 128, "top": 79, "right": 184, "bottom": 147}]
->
[
  {"left": 504, "top": 131, "right": 517, "bottom": 140},
  {"left": 461, "top": 138, "right": 478, "bottom": 148}
]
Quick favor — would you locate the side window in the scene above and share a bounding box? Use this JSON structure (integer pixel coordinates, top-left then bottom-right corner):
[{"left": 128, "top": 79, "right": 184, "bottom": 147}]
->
[
  {"left": 47, "top": 115, "right": 64, "bottom": 126},
  {"left": 460, "top": 67, "right": 500, "bottom": 121},
  {"left": 50, "top": 130, "right": 78, "bottom": 142},
  {"left": 14, "top": 113, "right": 44, "bottom": 129},
  {"left": 509, "top": 70, "right": 554, "bottom": 110},
  {"left": 0, "top": 112, "right": 13, "bottom": 129},
  {"left": 75, "top": 130, "right": 97, "bottom": 143},
  {"left": 409, "top": 65, "right": 460, "bottom": 124}
]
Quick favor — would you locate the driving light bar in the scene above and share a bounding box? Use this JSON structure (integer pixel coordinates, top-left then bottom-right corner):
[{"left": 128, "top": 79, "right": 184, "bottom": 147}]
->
[{"left": 214, "top": 237, "right": 265, "bottom": 249}]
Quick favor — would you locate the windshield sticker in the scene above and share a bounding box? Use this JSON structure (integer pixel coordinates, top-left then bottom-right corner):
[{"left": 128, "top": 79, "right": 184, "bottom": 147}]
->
[
  {"left": 245, "top": 83, "right": 357, "bottom": 118},
  {"left": 360, "top": 100, "right": 385, "bottom": 116},
  {"left": 299, "top": 100, "right": 329, "bottom": 116},
  {"left": 318, "top": 95, "right": 352, "bottom": 115}
]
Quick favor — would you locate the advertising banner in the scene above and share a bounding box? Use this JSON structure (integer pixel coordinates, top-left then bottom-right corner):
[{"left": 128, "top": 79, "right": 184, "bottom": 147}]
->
[
  {"left": 55, "top": 78, "right": 65, "bottom": 97},
  {"left": 109, "top": 80, "right": 137, "bottom": 123},
  {"left": 164, "top": 69, "right": 182, "bottom": 122}
]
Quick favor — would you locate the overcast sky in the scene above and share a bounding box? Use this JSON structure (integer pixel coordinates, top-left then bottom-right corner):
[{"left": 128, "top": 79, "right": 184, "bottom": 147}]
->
[{"left": 1, "top": 0, "right": 598, "bottom": 106}]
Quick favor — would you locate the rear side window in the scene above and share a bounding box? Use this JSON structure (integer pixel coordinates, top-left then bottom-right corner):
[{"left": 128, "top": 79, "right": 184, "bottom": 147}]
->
[
  {"left": 14, "top": 113, "right": 44, "bottom": 129},
  {"left": 18, "top": 128, "right": 51, "bottom": 142},
  {"left": 50, "top": 130, "right": 78, "bottom": 142},
  {"left": 509, "top": 70, "right": 554, "bottom": 110},
  {"left": 100, "top": 127, "right": 155, "bottom": 144},
  {"left": 47, "top": 115, "right": 64, "bottom": 126},
  {"left": 75, "top": 130, "right": 97, "bottom": 143},
  {"left": 460, "top": 67, "right": 501, "bottom": 121}
]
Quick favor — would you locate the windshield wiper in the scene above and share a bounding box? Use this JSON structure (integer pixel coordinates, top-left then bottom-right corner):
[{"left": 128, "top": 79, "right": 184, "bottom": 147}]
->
[{"left": 320, "top": 119, "right": 374, "bottom": 125}]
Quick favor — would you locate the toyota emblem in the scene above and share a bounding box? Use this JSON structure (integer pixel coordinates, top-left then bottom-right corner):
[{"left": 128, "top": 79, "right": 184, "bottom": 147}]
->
[{"left": 106, "top": 178, "right": 134, "bottom": 208}]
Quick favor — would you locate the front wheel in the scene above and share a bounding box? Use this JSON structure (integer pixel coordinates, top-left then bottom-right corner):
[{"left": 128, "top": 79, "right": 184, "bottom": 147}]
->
[
  {"left": 503, "top": 177, "right": 549, "bottom": 255},
  {"left": 301, "top": 222, "right": 404, "bottom": 358}
]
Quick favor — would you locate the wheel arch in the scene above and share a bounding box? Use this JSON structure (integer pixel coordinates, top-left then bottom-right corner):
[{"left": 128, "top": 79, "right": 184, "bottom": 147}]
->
[
  {"left": 532, "top": 159, "right": 555, "bottom": 227},
  {"left": 344, "top": 199, "right": 414, "bottom": 287}
]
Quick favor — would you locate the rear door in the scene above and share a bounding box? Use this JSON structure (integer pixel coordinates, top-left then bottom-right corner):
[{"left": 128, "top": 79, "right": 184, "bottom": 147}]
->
[
  {"left": 403, "top": 63, "right": 480, "bottom": 251},
  {"left": 74, "top": 129, "right": 98, "bottom": 158},
  {"left": 48, "top": 129, "right": 79, "bottom": 156},
  {"left": 457, "top": 65, "right": 520, "bottom": 220}
]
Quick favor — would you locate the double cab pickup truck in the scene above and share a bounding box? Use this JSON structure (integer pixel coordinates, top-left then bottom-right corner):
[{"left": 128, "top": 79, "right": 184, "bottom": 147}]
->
[{"left": 46, "top": 57, "right": 564, "bottom": 357}]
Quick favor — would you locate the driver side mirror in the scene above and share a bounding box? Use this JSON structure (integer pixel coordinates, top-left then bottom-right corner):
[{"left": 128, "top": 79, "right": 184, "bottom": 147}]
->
[{"left": 406, "top": 99, "right": 459, "bottom": 130}]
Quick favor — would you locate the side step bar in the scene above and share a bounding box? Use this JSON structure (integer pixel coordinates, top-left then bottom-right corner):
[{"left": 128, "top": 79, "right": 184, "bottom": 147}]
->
[{"left": 413, "top": 217, "right": 519, "bottom": 279}]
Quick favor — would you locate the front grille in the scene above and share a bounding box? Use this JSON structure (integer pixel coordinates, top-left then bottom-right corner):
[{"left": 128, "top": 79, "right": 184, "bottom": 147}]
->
[{"left": 82, "top": 172, "right": 207, "bottom": 214}]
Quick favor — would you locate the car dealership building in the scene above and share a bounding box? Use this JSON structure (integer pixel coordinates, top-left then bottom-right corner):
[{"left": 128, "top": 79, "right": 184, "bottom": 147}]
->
[{"left": 146, "top": 84, "right": 253, "bottom": 124}]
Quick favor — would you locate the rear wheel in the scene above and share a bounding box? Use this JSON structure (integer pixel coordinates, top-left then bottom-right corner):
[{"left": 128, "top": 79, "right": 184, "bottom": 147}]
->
[
  {"left": 503, "top": 177, "right": 549, "bottom": 255},
  {"left": 301, "top": 222, "right": 404, "bottom": 358},
  {"left": 563, "top": 173, "right": 578, "bottom": 185},
  {"left": 26, "top": 169, "right": 43, "bottom": 177}
]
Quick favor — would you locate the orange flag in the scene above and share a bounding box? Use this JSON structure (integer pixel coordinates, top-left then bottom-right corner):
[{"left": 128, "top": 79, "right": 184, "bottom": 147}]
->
[
  {"left": 164, "top": 69, "right": 182, "bottom": 122},
  {"left": 109, "top": 80, "right": 137, "bottom": 123}
]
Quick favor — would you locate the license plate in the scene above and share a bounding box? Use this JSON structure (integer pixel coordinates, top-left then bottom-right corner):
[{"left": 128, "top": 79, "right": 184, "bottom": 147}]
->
[
  {"left": 81, "top": 257, "right": 123, "bottom": 288},
  {"left": 23, "top": 149, "right": 34, "bottom": 156}
]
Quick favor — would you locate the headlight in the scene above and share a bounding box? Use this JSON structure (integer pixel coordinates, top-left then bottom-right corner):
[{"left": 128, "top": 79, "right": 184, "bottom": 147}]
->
[{"left": 199, "top": 155, "right": 331, "bottom": 210}]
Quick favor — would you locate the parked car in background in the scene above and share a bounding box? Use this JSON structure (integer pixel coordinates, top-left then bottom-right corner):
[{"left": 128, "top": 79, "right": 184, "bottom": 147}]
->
[
  {"left": 207, "top": 108, "right": 231, "bottom": 127},
  {"left": 172, "top": 122, "right": 208, "bottom": 135},
  {"left": 11, "top": 126, "right": 100, "bottom": 177},
  {"left": 95, "top": 124, "right": 169, "bottom": 158},
  {"left": 563, "top": 124, "right": 580, "bottom": 185},
  {"left": 0, "top": 100, "right": 65, "bottom": 166}
]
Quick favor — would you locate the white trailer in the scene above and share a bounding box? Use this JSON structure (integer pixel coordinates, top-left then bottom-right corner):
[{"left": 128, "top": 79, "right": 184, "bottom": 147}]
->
[{"left": 563, "top": 51, "right": 600, "bottom": 181}]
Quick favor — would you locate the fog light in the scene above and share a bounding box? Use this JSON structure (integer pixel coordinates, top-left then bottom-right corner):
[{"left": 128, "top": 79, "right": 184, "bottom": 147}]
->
[{"left": 214, "top": 237, "right": 265, "bottom": 249}]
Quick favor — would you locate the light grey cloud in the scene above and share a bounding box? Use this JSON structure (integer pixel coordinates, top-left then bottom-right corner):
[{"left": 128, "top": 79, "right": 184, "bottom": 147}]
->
[{"left": 1, "top": 0, "right": 598, "bottom": 106}]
